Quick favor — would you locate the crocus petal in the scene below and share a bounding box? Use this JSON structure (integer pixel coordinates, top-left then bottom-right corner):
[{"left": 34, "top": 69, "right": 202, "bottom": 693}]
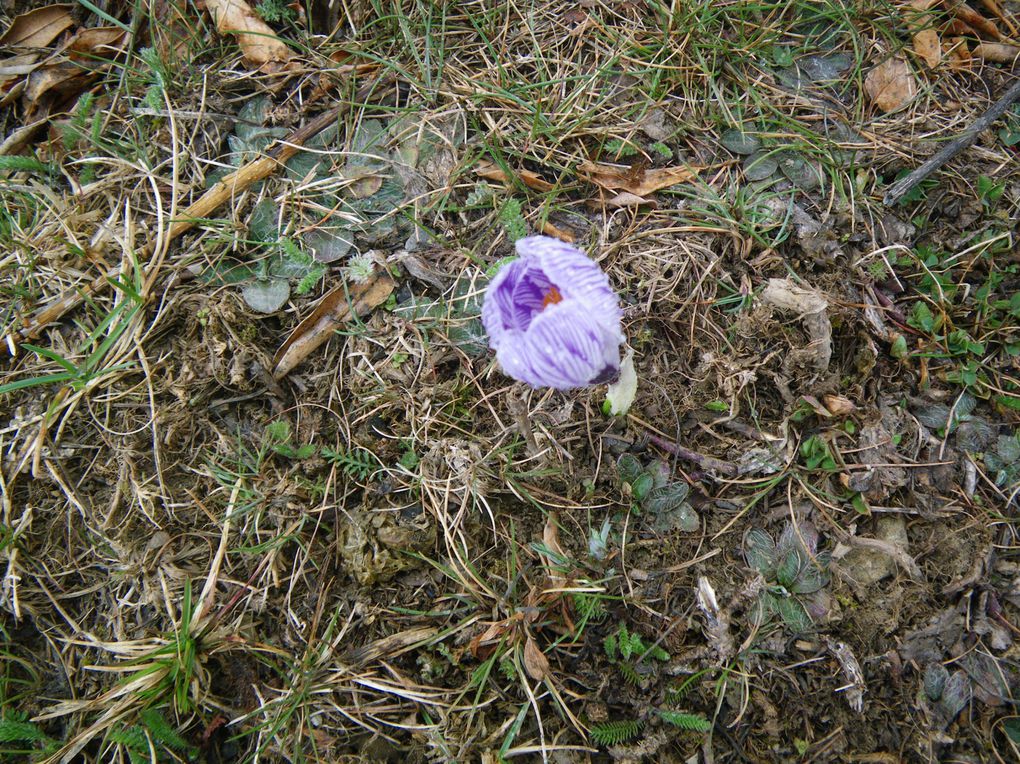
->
[
  {"left": 515, "top": 236, "right": 622, "bottom": 331},
  {"left": 483, "top": 236, "right": 624, "bottom": 389},
  {"left": 495, "top": 301, "right": 621, "bottom": 390}
]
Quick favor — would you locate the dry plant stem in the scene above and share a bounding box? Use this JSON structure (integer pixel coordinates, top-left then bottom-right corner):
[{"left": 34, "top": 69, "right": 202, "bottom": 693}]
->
[
  {"left": 641, "top": 430, "right": 739, "bottom": 476},
  {"left": 8, "top": 76, "right": 393, "bottom": 349},
  {"left": 883, "top": 76, "right": 1020, "bottom": 205}
]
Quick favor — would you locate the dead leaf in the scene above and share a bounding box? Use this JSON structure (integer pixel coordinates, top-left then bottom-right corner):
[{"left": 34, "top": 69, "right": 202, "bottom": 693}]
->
[
  {"left": 947, "top": 0, "right": 1006, "bottom": 41},
  {"left": 0, "top": 4, "right": 73, "bottom": 48},
  {"left": 823, "top": 394, "right": 856, "bottom": 417},
  {"left": 0, "top": 53, "right": 41, "bottom": 91},
  {"left": 972, "top": 42, "right": 1020, "bottom": 62},
  {"left": 66, "top": 27, "right": 127, "bottom": 58},
  {"left": 204, "top": 0, "right": 292, "bottom": 67},
  {"left": 864, "top": 57, "right": 917, "bottom": 112},
  {"left": 577, "top": 159, "right": 697, "bottom": 196},
  {"left": 24, "top": 61, "right": 93, "bottom": 112},
  {"left": 913, "top": 29, "right": 942, "bottom": 68},
  {"left": 540, "top": 219, "right": 575, "bottom": 242},
  {"left": 947, "top": 37, "right": 972, "bottom": 70},
  {"left": 272, "top": 271, "right": 395, "bottom": 379},
  {"left": 540, "top": 513, "right": 567, "bottom": 588},
  {"left": 475, "top": 160, "right": 554, "bottom": 192},
  {"left": 523, "top": 635, "right": 550, "bottom": 681},
  {"left": 605, "top": 191, "right": 657, "bottom": 208}
]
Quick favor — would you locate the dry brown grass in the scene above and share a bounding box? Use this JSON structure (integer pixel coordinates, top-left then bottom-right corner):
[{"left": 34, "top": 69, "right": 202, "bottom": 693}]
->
[{"left": 1, "top": 0, "right": 1019, "bottom": 761}]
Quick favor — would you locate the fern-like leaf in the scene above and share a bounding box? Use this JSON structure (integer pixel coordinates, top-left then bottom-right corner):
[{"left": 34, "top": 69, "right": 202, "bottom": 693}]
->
[
  {"left": 590, "top": 719, "right": 642, "bottom": 746},
  {"left": 0, "top": 716, "right": 49, "bottom": 743},
  {"left": 657, "top": 709, "right": 712, "bottom": 732},
  {"left": 321, "top": 446, "right": 380, "bottom": 481},
  {"left": 617, "top": 661, "right": 642, "bottom": 686},
  {"left": 139, "top": 708, "right": 190, "bottom": 751},
  {"left": 603, "top": 631, "right": 618, "bottom": 661},
  {"left": 108, "top": 725, "right": 148, "bottom": 752}
]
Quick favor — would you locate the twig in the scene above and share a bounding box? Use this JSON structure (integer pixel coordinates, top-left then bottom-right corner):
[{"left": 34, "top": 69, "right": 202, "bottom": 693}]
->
[
  {"left": 883, "top": 76, "right": 1020, "bottom": 206},
  {"left": 6, "top": 75, "right": 394, "bottom": 351},
  {"left": 642, "top": 430, "right": 739, "bottom": 477}
]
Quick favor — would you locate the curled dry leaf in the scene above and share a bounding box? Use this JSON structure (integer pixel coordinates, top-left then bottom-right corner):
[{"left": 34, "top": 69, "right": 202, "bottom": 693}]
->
[
  {"left": 604, "top": 191, "right": 657, "bottom": 208},
  {"left": 523, "top": 635, "right": 551, "bottom": 681},
  {"left": 973, "top": 42, "right": 1020, "bottom": 62},
  {"left": 0, "top": 4, "right": 74, "bottom": 48},
  {"left": 823, "top": 394, "right": 856, "bottom": 417},
  {"left": 864, "top": 57, "right": 917, "bottom": 112},
  {"left": 475, "top": 159, "right": 554, "bottom": 192},
  {"left": 272, "top": 271, "right": 395, "bottom": 379},
  {"left": 577, "top": 159, "right": 698, "bottom": 196},
  {"left": 540, "top": 219, "right": 576, "bottom": 242},
  {"left": 541, "top": 513, "right": 567, "bottom": 589},
  {"left": 205, "top": 0, "right": 292, "bottom": 67}
]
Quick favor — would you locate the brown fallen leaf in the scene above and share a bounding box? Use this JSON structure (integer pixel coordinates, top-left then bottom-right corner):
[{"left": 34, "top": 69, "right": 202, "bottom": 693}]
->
[
  {"left": 272, "top": 271, "right": 395, "bottom": 379},
  {"left": 947, "top": 37, "right": 973, "bottom": 70},
  {"left": 978, "top": 0, "right": 1020, "bottom": 36},
  {"left": 204, "top": 0, "right": 292, "bottom": 67},
  {"left": 906, "top": 0, "right": 941, "bottom": 69},
  {"left": 540, "top": 219, "right": 575, "bottom": 242},
  {"left": 23, "top": 61, "right": 93, "bottom": 115},
  {"left": 947, "top": 0, "right": 1006, "bottom": 41},
  {"left": 913, "top": 29, "right": 942, "bottom": 68},
  {"left": 0, "top": 53, "right": 40, "bottom": 92},
  {"left": 523, "top": 635, "right": 550, "bottom": 681},
  {"left": 540, "top": 513, "right": 567, "bottom": 589},
  {"left": 864, "top": 57, "right": 917, "bottom": 112},
  {"left": 66, "top": 26, "right": 128, "bottom": 58},
  {"left": 973, "top": 42, "right": 1020, "bottom": 62},
  {"left": 823, "top": 394, "right": 856, "bottom": 417},
  {"left": 475, "top": 159, "right": 554, "bottom": 192},
  {"left": 0, "top": 4, "right": 74, "bottom": 48},
  {"left": 577, "top": 159, "right": 697, "bottom": 196},
  {"left": 604, "top": 191, "right": 656, "bottom": 208}
]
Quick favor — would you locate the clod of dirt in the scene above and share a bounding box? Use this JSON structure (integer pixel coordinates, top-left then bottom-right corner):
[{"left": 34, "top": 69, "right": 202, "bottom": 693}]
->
[
  {"left": 837, "top": 516, "right": 909, "bottom": 586},
  {"left": 337, "top": 508, "right": 436, "bottom": 585},
  {"left": 760, "top": 278, "right": 832, "bottom": 374}
]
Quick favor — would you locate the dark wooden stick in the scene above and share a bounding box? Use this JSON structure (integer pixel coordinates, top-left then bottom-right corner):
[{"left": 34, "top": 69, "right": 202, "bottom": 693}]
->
[
  {"left": 643, "top": 431, "right": 739, "bottom": 477},
  {"left": 884, "top": 76, "right": 1020, "bottom": 206}
]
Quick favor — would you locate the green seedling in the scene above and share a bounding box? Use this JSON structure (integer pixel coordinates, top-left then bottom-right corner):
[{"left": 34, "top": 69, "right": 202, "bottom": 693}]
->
[{"left": 744, "top": 522, "right": 830, "bottom": 633}]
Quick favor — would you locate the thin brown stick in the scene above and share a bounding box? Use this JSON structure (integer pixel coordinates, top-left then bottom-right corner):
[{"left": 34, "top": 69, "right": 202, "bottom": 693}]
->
[
  {"left": 884, "top": 76, "right": 1020, "bottom": 206},
  {"left": 7, "top": 75, "right": 393, "bottom": 350},
  {"left": 642, "top": 430, "right": 739, "bottom": 477}
]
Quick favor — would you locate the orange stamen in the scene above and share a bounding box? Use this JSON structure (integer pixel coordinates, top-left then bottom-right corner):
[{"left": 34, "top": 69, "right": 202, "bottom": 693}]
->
[{"left": 542, "top": 286, "right": 563, "bottom": 309}]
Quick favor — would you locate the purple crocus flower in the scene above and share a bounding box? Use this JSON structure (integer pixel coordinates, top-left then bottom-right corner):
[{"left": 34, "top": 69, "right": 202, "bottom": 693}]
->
[{"left": 482, "top": 236, "right": 623, "bottom": 390}]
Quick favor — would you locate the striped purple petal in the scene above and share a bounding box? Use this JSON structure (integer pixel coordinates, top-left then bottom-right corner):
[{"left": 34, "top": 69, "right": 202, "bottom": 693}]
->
[{"left": 482, "top": 236, "right": 623, "bottom": 390}]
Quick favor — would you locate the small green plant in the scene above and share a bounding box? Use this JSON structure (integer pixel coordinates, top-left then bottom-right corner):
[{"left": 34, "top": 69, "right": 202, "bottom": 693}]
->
[
  {"left": 984, "top": 431, "right": 1020, "bottom": 489},
  {"left": 616, "top": 454, "right": 699, "bottom": 532},
  {"left": 108, "top": 708, "right": 196, "bottom": 763},
  {"left": 255, "top": 0, "right": 295, "bottom": 23},
  {"left": 604, "top": 622, "right": 669, "bottom": 664},
  {"left": 0, "top": 712, "right": 57, "bottom": 758},
  {"left": 799, "top": 435, "right": 838, "bottom": 471},
  {"left": 743, "top": 522, "right": 830, "bottom": 633},
  {"left": 977, "top": 175, "right": 1006, "bottom": 209},
  {"left": 321, "top": 444, "right": 381, "bottom": 481},
  {"left": 499, "top": 197, "right": 528, "bottom": 242},
  {"left": 590, "top": 719, "right": 642, "bottom": 746},
  {"left": 921, "top": 663, "right": 971, "bottom": 728},
  {"left": 264, "top": 420, "right": 317, "bottom": 460}
]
